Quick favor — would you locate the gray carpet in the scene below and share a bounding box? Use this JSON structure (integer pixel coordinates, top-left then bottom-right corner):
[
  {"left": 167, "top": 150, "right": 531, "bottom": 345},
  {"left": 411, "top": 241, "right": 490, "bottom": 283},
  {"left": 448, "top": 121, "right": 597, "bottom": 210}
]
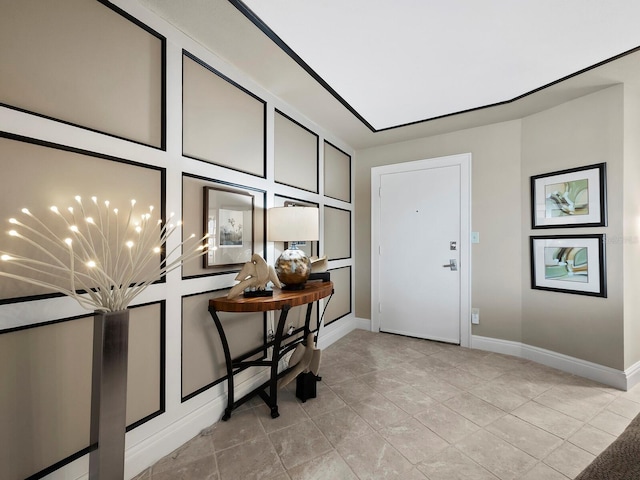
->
[{"left": 574, "top": 411, "right": 640, "bottom": 480}]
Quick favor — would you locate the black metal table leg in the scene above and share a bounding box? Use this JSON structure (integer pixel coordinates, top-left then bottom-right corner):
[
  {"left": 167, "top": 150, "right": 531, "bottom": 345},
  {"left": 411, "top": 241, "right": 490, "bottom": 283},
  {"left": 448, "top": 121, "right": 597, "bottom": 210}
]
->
[
  {"left": 268, "top": 304, "right": 291, "bottom": 418},
  {"left": 208, "top": 307, "right": 234, "bottom": 420}
]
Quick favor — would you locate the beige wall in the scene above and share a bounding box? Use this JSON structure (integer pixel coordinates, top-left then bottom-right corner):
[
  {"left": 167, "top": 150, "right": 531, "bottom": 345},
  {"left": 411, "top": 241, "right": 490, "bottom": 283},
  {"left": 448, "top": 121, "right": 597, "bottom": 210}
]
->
[
  {"left": 0, "top": 1, "right": 354, "bottom": 478},
  {"left": 623, "top": 82, "right": 640, "bottom": 369},
  {"left": 521, "top": 86, "right": 624, "bottom": 369},
  {"left": 356, "top": 85, "right": 634, "bottom": 370},
  {"left": 356, "top": 120, "right": 523, "bottom": 342}
]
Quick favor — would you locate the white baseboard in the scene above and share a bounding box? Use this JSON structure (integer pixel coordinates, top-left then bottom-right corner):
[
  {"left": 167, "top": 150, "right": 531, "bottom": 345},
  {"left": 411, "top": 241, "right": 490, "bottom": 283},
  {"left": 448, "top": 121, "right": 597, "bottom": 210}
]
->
[
  {"left": 626, "top": 360, "right": 640, "bottom": 390},
  {"left": 472, "top": 335, "right": 633, "bottom": 390}
]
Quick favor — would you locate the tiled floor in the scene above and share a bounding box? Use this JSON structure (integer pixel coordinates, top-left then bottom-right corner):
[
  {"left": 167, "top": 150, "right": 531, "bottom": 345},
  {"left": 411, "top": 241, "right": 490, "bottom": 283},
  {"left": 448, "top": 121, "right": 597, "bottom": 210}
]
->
[{"left": 135, "top": 329, "right": 640, "bottom": 480}]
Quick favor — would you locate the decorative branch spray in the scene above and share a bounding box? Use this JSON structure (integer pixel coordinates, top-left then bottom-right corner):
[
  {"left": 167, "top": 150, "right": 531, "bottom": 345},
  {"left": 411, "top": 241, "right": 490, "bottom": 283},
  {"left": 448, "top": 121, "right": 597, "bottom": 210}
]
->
[{"left": 0, "top": 195, "right": 207, "bottom": 311}]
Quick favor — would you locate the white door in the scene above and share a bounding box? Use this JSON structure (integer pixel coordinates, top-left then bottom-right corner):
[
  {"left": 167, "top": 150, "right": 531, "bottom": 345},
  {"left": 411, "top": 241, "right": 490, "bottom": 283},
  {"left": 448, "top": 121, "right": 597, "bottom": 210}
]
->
[{"left": 372, "top": 154, "right": 471, "bottom": 345}]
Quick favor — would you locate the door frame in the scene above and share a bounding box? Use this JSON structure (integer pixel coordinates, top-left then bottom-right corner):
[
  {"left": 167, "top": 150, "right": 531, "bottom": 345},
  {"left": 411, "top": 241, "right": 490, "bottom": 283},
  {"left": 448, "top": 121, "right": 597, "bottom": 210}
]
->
[{"left": 371, "top": 153, "right": 472, "bottom": 347}]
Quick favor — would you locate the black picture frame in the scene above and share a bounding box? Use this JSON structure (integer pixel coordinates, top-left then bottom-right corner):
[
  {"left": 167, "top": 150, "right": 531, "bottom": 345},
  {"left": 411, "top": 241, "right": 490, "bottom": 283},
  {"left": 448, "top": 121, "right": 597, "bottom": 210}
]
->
[
  {"left": 530, "top": 234, "right": 606, "bottom": 297},
  {"left": 531, "top": 163, "right": 607, "bottom": 229},
  {"left": 203, "top": 185, "right": 254, "bottom": 268}
]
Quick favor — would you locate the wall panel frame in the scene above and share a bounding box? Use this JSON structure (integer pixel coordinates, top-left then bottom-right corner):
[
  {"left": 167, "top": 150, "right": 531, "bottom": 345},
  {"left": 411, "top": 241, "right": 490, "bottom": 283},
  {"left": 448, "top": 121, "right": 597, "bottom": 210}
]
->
[
  {"left": 274, "top": 109, "right": 319, "bottom": 193},
  {"left": 324, "top": 141, "right": 352, "bottom": 203},
  {"left": 0, "top": 132, "right": 166, "bottom": 305},
  {"left": 0, "top": 0, "right": 166, "bottom": 149},
  {"left": 324, "top": 205, "right": 352, "bottom": 261},
  {"left": 182, "top": 51, "right": 267, "bottom": 177},
  {"left": 324, "top": 266, "right": 352, "bottom": 326}
]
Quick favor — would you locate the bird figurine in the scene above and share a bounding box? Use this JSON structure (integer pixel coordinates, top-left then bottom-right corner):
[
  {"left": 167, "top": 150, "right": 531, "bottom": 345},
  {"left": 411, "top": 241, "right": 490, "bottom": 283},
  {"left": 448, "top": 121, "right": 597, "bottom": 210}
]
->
[{"left": 227, "top": 254, "right": 281, "bottom": 299}]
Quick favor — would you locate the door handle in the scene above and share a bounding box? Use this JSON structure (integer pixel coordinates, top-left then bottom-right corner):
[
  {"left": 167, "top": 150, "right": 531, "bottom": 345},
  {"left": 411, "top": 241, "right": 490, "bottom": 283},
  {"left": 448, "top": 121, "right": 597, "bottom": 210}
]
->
[{"left": 442, "top": 259, "right": 457, "bottom": 271}]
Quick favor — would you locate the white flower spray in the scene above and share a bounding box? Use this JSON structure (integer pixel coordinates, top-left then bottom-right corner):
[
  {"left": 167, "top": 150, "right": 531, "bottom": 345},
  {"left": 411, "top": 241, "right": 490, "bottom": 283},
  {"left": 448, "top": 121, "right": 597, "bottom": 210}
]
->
[{"left": 0, "top": 196, "right": 207, "bottom": 311}]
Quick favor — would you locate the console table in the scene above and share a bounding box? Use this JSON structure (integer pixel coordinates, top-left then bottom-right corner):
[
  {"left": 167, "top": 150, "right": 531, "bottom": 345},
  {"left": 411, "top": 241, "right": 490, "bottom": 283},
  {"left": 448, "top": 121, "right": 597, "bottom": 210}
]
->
[{"left": 208, "top": 281, "right": 333, "bottom": 420}]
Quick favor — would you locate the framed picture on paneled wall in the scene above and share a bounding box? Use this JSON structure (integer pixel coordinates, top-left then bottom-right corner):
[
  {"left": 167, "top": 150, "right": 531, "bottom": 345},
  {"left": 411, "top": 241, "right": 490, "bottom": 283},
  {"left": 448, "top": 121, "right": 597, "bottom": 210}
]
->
[
  {"left": 203, "top": 185, "right": 254, "bottom": 268},
  {"left": 182, "top": 174, "right": 266, "bottom": 278}
]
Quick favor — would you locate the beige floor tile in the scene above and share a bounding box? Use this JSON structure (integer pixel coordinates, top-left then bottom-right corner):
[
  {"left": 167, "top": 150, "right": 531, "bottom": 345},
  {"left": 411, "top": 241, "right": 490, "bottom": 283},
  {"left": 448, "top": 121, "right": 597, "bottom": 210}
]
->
[
  {"left": 131, "top": 467, "right": 151, "bottom": 480},
  {"left": 410, "top": 355, "right": 455, "bottom": 377},
  {"left": 350, "top": 393, "right": 410, "bottom": 430},
  {"left": 255, "top": 392, "right": 310, "bottom": 434},
  {"left": 152, "top": 455, "right": 218, "bottom": 480},
  {"left": 312, "top": 406, "right": 373, "bottom": 447},
  {"left": 417, "top": 446, "right": 499, "bottom": 480},
  {"left": 414, "top": 403, "right": 479, "bottom": 443},
  {"left": 379, "top": 417, "right": 449, "bottom": 464},
  {"left": 481, "top": 353, "right": 531, "bottom": 370},
  {"left": 298, "top": 382, "right": 346, "bottom": 418},
  {"left": 381, "top": 384, "right": 437, "bottom": 415},
  {"left": 491, "top": 371, "right": 554, "bottom": 399},
  {"left": 141, "top": 330, "right": 633, "bottom": 480},
  {"left": 534, "top": 384, "right": 615, "bottom": 421},
  {"left": 485, "top": 415, "right": 563, "bottom": 459},
  {"left": 337, "top": 431, "right": 416, "bottom": 480},
  {"left": 152, "top": 433, "right": 215, "bottom": 474},
  {"left": 215, "top": 435, "right": 284, "bottom": 480},
  {"left": 520, "top": 462, "right": 569, "bottom": 480},
  {"left": 407, "top": 371, "right": 464, "bottom": 402},
  {"left": 320, "top": 361, "right": 358, "bottom": 386},
  {"left": 358, "top": 369, "right": 409, "bottom": 393},
  {"left": 287, "top": 450, "right": 357, "bottom": 480},
  {"left": 403, "top": 337, "right": 447, "bottom": 355},
  {"left": 621, "top": 383, "right": 640, "bottom": 403},
  {"left": 568, "top": 424, "right": 617, "bottom": 456},
  {"left": 446, "top": 392, "right": 507, "bottom": 426},
  {"left": 201, "top": 407, "right": 264, "bottom": 451},
  {"left": 456, "top": 360, "right": 510, "bottom": 381},
  {"left": 469, "top": 382, "right": 529, "bottom": 412},
  {"left": 543, "top": 442, "right": 595, "bottom": 479},
  {"left": 511, "top": 401, "right": 583, "bottom": 438},
  {"left": 268, "top": 419, "right": 332, "bottom": 470},
  {"left": 432, "top": 367, "right": 485, "bottom": 390},
  {"left": 606, "top": 395, "right": 640, "bottom": 419},
  {"left": 329, "top": 378, "right": 378, "bottom": 405},
  {"left": 456, "top": 430, "right": 537, "bottom": 480},
  {"left": 588, "top": 409, "right": 632, "bottom": 436}
]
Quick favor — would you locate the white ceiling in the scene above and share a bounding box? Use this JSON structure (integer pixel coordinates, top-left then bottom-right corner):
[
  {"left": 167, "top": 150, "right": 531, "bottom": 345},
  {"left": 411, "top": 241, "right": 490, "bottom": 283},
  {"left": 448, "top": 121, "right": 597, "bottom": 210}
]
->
[{"left": 137, "top": 0, "right": 640, "bottom": 149}]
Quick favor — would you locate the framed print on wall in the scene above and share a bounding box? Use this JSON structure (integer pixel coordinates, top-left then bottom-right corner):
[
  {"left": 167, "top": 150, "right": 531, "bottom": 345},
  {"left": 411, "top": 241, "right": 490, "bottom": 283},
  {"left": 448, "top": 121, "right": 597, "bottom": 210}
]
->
[
  {"left": 530, "top": 234, "right": 606, "bottom": 297},
  {"left": 531, "top": 163, "right": 607, "bottom": 228},
  {"left": 203, "top": 185, "right": 254, "bottom": 268}
]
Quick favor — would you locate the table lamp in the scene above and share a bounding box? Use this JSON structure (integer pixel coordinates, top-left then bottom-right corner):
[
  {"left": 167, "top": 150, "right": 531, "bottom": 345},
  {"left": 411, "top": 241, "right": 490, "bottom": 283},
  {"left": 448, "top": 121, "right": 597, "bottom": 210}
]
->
[{"left": 268, "top": 205, "right": 319, "bottom": 289}]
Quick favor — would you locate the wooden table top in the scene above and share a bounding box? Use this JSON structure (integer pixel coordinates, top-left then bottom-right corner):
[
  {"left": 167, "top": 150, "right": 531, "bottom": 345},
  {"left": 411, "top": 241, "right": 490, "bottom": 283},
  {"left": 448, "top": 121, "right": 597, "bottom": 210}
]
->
[{"left": 209, "top": 281, "right": 333, "bottom": 313}]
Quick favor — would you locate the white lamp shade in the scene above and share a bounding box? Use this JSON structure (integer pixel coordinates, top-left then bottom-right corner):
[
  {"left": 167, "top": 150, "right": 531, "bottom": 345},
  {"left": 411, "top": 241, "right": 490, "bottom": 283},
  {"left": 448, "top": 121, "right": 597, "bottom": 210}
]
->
[{"left": 268, "top": 206, "right": 319, "bottom": 242}]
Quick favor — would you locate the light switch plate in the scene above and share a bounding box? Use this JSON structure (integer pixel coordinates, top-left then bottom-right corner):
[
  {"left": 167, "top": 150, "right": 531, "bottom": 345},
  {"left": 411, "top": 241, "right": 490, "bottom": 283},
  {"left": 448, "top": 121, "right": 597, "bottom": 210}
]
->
[
  {"left": 471, "top": 232, "right": 480, "bottom": 244},
  {"left": 471, "top": 308, "right": 480, "bottom": 324}
]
